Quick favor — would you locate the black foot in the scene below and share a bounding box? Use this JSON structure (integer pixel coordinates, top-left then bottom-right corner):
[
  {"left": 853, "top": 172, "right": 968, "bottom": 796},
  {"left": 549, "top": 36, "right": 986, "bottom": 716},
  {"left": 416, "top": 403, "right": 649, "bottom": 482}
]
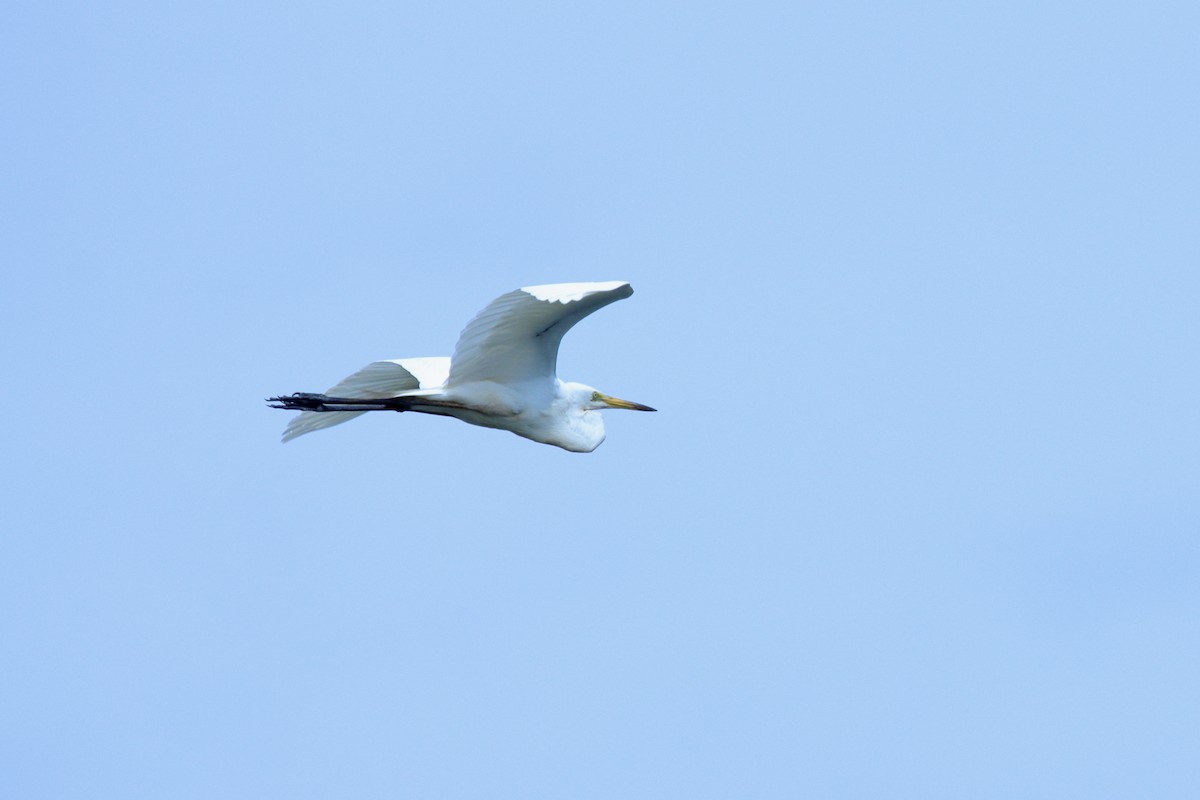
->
[{"left": 266, "top": 393, "right": 335, "bottom": 411}]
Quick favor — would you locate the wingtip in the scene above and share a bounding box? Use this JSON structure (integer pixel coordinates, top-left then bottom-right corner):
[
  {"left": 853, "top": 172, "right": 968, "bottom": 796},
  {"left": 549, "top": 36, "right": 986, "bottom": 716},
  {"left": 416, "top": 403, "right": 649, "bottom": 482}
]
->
[{"left": 520, "top": 281, "right": 632, "bottom": 303}]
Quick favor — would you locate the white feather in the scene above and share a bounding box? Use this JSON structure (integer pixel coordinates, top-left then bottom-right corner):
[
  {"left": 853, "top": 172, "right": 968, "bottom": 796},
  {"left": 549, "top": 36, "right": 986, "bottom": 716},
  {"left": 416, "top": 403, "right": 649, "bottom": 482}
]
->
[
  {"left": 281, "top": 357, "right": 450, "bottom": 442},
  {"left": 446, "top": 281, "right": 632, "bottom": 387}
]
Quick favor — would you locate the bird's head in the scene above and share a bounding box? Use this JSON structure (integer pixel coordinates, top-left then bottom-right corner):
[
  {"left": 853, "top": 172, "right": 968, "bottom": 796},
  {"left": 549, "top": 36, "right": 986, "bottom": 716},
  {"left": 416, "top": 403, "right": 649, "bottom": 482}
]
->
[{"left": 543, "top": 382, "right": 656, "bottom": 452}]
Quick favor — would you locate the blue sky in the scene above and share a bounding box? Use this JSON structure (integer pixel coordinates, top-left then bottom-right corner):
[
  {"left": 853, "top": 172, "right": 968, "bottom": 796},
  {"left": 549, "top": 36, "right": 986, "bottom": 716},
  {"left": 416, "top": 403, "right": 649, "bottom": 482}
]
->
[{"left": 2, "top": 2, "right": 1197, "bottom": 797}]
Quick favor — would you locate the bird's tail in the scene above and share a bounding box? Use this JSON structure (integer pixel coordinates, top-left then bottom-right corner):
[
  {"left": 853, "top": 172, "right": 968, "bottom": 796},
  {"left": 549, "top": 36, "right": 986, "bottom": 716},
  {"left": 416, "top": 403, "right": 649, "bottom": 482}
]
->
[{"left": 272, "top": 357, "right": 450, "bottom": 442}]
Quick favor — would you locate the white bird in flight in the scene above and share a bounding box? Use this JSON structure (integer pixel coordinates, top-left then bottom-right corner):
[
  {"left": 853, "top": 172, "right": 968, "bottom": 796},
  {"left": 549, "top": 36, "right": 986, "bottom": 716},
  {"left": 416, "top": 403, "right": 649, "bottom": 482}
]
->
[{"left": 268, "top": 281, "right": 655, "bottom": 452}]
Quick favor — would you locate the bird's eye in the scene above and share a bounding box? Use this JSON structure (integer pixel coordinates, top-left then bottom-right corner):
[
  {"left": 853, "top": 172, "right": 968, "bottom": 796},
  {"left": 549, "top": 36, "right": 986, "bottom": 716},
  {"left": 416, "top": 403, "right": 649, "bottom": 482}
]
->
[{"left": 592, "top": 391, "right": 602, "bottom": 402}]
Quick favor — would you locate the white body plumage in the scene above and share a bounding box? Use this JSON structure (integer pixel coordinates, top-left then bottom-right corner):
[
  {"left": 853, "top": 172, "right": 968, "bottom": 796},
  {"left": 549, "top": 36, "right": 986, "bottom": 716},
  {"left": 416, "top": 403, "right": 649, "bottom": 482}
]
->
[{"left": 270, "top": 282, "right": 655, "bottom": 452}]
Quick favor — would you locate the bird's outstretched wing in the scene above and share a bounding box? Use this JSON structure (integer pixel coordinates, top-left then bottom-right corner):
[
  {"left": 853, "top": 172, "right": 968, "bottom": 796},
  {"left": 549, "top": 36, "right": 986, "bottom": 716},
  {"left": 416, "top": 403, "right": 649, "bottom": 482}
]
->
[
  {"left": 280, "top": 357, "right": 450, "bottom": 442},
  {"left": 446, "top": 281, "right": 633, "bottom": 387}
]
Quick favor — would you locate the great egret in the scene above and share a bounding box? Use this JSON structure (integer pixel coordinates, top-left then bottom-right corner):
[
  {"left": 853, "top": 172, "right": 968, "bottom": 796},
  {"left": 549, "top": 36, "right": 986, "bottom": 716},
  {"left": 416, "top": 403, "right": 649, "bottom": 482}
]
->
[{"left": 268, "top": 281, "right": 655, "bottom": 452}]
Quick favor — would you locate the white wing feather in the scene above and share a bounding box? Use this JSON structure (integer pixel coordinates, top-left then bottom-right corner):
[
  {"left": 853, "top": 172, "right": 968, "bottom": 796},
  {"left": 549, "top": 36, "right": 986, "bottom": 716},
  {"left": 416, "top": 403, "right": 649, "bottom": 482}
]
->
[
  {"left": 281, "top": 357, "right": 450, "bottom": 442},
  {"left": 446, "top": 281, "right": 633, "bottom": 387}
]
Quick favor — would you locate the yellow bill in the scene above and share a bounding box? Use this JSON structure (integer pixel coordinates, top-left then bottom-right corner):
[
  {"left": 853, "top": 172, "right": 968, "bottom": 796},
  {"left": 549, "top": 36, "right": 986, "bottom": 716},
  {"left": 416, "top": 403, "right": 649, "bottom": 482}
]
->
[{"left": 594, "top": 391, "right": 657, "bottom": 412}]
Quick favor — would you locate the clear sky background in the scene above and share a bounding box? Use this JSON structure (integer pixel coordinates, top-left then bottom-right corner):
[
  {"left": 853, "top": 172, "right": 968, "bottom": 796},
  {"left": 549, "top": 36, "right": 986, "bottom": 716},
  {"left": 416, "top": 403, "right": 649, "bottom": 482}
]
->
[{"left": 2, "top": 2, "right": 1197, "bottom": 797}]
